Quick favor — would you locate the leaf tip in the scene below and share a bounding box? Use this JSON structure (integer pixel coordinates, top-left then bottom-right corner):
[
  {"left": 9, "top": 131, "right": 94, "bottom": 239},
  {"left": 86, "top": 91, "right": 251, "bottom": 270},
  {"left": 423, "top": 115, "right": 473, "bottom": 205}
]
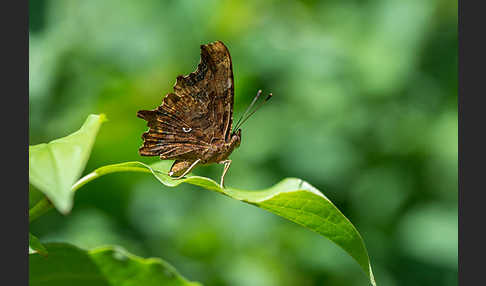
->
[
  {"left": 29, "top": 248, "right": 49, "bottom": 257},
  {"left": 53, "top": 195, "right": 74, "bottom": 215},
  {"left": 98, "top": 113, "right": 108, "bottom": 123},
  {"left": 369, "top": 264, "right": 377, "bottom": 286}
]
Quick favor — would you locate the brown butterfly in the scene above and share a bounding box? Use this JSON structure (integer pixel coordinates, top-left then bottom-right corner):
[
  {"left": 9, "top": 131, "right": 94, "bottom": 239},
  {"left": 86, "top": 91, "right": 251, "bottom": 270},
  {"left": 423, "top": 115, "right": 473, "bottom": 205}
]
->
[{"left": 137, "top": 41, "right": 271, "bottom": 188}]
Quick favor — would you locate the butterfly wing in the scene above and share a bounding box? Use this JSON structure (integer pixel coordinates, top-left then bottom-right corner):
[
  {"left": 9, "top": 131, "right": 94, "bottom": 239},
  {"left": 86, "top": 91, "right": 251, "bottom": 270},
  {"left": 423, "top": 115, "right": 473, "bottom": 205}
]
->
[
  {"left": 137, "top": 41, "right": 235, "bottom": 160},
  {"left": 137, "top": 104, "right": 209, "bottom": 159},
  {"left": 173, "top": 41, "right": 235, "bottom": 143}
]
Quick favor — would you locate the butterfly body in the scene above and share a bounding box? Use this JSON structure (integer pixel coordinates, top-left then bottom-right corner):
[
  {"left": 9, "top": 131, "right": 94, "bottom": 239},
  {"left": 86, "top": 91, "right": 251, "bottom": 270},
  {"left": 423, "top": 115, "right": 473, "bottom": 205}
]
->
[
  {"left": 168, "top": 129, "right": 241, "bottom": 176},
  {"left": 137, "top": 41, "right": 241, "bottom": 187},
  {"left": 203, "top": 128, "right": 241, "bottom": 163}
]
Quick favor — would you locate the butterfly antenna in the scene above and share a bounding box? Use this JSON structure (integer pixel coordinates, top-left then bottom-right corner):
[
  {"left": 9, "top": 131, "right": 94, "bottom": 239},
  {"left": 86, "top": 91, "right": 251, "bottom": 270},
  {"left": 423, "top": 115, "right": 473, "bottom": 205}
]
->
[
  {"left": 233, "top": 90, "right": 262, "bottom": 132},
  {"left": 234, "top": 91, "right": 272, "bottom": 131}
]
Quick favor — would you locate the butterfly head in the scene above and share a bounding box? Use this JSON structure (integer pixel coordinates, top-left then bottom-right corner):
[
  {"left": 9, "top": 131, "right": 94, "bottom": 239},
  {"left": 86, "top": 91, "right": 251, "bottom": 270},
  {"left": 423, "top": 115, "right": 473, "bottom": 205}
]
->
[{"left": 231, "top": 128, "right": 242, "bottom": 149}]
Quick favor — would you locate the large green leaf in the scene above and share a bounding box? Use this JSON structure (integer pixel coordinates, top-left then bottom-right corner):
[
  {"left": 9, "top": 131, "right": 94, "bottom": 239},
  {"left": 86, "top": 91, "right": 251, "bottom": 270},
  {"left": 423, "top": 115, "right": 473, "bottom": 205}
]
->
[
  {"left": 29, "top": 233, "right": 47, "bottom": 256},
  {"left": 30, "top": 243, "right": 110, "bottom": 286},
  {"left": 29, "top": 114, "right": 106, "bottom": 214},
  {"left": 56, "top": 161, "right": 375, "bottom": 285},
  {"left": 29, "top": 243, "right": 200, "bottom": 286},
  {"left": 90, "top": 247, "right": 201, "bottom": 286}
]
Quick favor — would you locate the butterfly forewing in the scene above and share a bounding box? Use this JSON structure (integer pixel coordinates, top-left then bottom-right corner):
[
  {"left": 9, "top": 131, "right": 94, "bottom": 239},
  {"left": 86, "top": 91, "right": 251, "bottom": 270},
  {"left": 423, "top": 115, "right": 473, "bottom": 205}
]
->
[{"left": 137, "top": 41, "right": 235, "bottom": 160}]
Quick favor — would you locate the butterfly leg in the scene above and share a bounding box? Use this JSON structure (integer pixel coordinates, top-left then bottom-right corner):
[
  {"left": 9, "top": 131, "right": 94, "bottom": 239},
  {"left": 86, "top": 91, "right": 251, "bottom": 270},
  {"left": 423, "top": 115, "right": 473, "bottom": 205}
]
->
[
  {"left": 169, "top": 159, "right": 201, "bottom": 179},
  {"left": 219, "top": 160, "right": 232, "bottom": 188}
]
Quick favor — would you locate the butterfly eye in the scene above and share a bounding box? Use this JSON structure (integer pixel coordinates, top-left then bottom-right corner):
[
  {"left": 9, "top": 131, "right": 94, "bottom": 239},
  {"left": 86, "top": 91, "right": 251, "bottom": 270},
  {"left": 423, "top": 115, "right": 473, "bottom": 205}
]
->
[{"left": 182, "top": 127, "right": 192, "bottom": 133}]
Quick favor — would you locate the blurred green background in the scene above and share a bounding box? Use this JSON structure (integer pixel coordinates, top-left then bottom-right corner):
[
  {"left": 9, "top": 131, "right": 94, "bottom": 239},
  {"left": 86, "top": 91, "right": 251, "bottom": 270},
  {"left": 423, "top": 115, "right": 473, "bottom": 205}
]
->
[{"left": 29, "top": 0, "right": 457, "bottom": 285}]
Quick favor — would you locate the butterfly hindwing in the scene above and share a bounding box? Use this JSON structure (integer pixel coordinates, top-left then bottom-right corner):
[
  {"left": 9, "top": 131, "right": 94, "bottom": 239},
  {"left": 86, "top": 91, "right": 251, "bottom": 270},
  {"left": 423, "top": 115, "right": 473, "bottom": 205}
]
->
[{"left": 137, "top": 108, "right": 208, "bottom": 159}]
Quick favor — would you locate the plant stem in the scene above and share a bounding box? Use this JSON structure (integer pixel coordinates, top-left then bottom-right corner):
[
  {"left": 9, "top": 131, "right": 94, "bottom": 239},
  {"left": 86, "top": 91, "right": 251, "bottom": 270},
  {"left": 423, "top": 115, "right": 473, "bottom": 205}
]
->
[
  {"left": 28, "top": 197, "right": 53, "bottom": 223},
  {"left": 29, "top": 163, "right": 152, "bottom": 223}
]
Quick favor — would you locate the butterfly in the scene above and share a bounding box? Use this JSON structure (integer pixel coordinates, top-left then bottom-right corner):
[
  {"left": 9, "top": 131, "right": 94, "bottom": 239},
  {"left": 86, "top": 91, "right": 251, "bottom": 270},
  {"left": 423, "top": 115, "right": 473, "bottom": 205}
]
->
[{"left": 137, "top": 41, "right": 271, "bottom": 188}]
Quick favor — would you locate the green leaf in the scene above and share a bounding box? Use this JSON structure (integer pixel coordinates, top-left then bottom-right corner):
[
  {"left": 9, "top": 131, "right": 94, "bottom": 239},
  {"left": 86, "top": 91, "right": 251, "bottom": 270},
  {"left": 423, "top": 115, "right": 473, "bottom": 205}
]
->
[
  {"left": 29, "top": 114, "right": 106, "bottom": 214},
  {"left": 29, "top": 243, "right": 200, "bottom": 286},
  {"left": 90, "top": 247, "right": 201, "bottom": 286},
  {"left": 69, "top": 161, "right": 376, "bottom": 285},
  {"left": 29, "top": 233, "right": 47, "bottom": 256},
  {"left": 30, "top": 243, "right": 109, "bottom": 286}
]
